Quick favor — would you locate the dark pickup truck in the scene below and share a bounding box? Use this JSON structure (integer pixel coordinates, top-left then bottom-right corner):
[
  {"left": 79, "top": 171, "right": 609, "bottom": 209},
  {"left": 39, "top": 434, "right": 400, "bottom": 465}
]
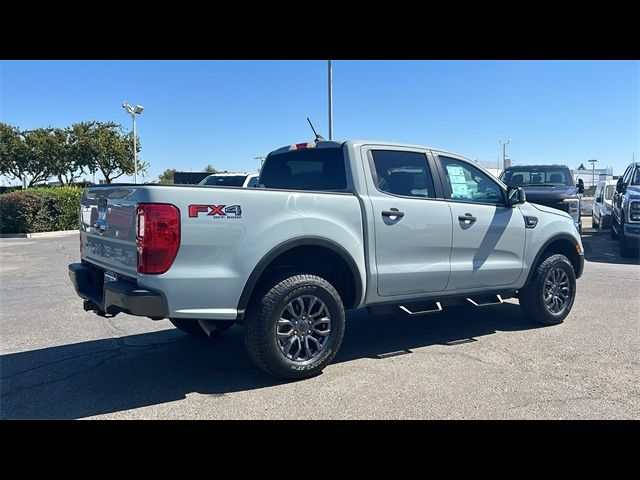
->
[
  {"left": 611, "top": 162, "right": 640, "bottom": 257},
  {"left": 500, "top": 165, "right": 584, "bottom": 233}
]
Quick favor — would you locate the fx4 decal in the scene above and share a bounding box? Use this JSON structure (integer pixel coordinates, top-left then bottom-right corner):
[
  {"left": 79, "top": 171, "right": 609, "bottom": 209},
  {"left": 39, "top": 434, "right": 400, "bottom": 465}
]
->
[{"left": 189, "top": 204, "right": 243, "bottom": 218}]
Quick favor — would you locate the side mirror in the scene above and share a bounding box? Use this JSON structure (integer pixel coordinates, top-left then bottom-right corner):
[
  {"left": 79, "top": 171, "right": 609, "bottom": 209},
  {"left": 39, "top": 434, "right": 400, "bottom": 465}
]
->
[
  {"left": 507, "top": 186, "right": 526, "bottom": 206},
  {"left": 596, "top": 196, "right": 603, "bottom": 203},
  {"left": 616, "top": 179, "right": 627, "bottom": 194},
  {"left": 577, "top": 179, "right": 585, "bottom": 194}
]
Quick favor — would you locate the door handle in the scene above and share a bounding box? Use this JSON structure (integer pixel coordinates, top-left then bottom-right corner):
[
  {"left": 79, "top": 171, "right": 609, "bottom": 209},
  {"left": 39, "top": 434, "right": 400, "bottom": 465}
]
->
[
  {"left": 458, "top": 213, "right": 477, "bottom": 224},
  {"left": 382, "top": 209, "right": 404, "bottom": 218}
]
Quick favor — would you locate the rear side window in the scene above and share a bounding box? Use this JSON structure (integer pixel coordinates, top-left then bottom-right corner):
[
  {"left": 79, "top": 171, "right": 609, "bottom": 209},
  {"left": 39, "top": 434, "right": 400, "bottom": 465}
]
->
[
  {"left": 260, "top": 147, "right": 347, "bottom": 191},
  {"left": 370, "top": 150, "right": 436, "bottom": 198}
]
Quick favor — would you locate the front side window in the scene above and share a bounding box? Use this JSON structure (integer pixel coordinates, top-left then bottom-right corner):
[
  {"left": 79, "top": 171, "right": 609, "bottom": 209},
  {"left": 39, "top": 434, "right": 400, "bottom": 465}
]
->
[
  {"left": 370, "top": 150, "right": 436, "bottom": 198},
  {"left": 632, "top": 167, "right": 640, "bottom": 186},
  {"left": 439, "top": 156, "right": 503, "bottom": 204},
  {"left": 618, "top": 165, "right": 633, "bottom": 185}
]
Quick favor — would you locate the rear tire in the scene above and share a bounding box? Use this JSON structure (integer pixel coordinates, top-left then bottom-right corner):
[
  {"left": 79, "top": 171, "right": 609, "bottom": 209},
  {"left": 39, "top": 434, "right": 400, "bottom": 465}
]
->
[
  {"left": 169, "top": 318, "right": 233, "bottom": 338},
  {"left": 244, "top": 274, "right": 345, "bottom": 380},
  {"left": 519, "top": 254, "right": 576, "bottom": 326}
]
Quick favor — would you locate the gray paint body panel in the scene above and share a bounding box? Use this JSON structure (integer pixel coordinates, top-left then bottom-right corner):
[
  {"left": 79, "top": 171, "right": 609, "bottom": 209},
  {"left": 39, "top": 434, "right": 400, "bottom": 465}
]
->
[{"left": 79, "top": 140, "right": 582, "bottom": 320}]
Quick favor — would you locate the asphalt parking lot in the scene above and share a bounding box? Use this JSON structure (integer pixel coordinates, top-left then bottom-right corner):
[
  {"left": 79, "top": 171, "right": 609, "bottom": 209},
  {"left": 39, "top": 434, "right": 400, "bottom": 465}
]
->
[{"left": 1, "top": 217, "right": 639, "bottom": 419}]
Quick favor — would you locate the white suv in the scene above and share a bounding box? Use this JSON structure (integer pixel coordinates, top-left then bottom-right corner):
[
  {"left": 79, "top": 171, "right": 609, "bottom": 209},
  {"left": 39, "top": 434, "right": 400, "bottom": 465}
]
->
[
  {"left": 592, "top": 180, "right": 616, "bottom": 229},
  {"left": 199, "top": 172, "right": 259, "bottom": 188}
]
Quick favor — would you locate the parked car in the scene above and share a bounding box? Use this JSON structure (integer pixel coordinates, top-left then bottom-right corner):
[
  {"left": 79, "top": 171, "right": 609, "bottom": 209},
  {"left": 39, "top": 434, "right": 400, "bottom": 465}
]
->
[
  {"left": 611, "top": 162, "right": 640, "bottom": 256},
  {"left": 69, "top": 140, "right": 584, "bottom": 380},
  {"left": 591, "top": 180, "right": 617, "bottom": 229},
  {"left": 199, "top": 172, "right": 259, "bottom": 188},
  {"left": 499, "top": 164, "right": 584, "bottom": 233}
]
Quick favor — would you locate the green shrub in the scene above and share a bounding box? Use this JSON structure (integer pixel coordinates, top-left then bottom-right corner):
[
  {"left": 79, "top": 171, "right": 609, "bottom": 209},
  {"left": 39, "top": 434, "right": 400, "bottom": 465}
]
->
[
  {"left": 0, "top": 187, "right": 84, "bottom": 233},
  {"left": 37, "top": 186, "right": 84, "bottom": 231}
]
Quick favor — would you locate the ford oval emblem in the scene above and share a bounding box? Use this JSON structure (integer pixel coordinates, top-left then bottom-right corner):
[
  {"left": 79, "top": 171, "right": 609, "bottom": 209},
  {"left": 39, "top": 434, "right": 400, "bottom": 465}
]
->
[{"left": 94, "top": 219, "right": 108, "bottom": 234}]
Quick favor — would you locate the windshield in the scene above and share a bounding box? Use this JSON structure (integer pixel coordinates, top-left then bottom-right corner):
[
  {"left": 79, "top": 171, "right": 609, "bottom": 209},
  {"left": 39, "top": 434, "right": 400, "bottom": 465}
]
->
[
  {"left": 500, "top": 167, "right": 574, "bottom": 187},
  {"left": 605, "top": 184, "right": 616, "bottom": 200},
  {"left": 199, "top": 175, "right": 247, "bottom": 187}
]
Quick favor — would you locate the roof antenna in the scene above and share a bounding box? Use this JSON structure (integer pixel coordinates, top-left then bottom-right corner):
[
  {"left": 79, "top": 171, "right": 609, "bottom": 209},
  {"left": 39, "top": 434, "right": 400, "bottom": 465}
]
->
[{"left": 307, "top": 117, "right": 325, "bottom": 142}]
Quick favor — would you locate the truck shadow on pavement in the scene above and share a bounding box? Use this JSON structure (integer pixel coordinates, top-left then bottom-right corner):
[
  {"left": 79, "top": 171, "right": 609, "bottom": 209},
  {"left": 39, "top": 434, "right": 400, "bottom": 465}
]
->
[
  {"left": 1, "top": 303, "right": 539, "bottom": 419},
  {"left": 581, "top": 230, "right": 640, "bottom": 265}
]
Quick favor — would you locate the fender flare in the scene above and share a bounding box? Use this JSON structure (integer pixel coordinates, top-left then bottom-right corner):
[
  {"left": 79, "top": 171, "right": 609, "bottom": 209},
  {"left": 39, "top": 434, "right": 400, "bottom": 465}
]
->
[
  {"left": 236, "top": 236, "right": 363, "bottom": 320},
  {"left": 523, "top": 233, "right": 584, "bottom": 288}
]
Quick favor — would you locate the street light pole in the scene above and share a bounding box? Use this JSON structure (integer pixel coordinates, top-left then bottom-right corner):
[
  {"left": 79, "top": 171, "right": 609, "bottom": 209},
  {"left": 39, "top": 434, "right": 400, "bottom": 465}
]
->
[
  {"left": 328, "top": 60, "right": 333, "bottom": 141},
  {"left": 499, "top": 139, "right": 511, "bottom": 171},
  {"left": 254, "top": 156, "right": 266, "bottom": 170},
  {"left": 132, "top": 114, "right": 137, "bottom": 184},
  {"left": 588, "top": 159, "right": 598, "bottom": 187},
  {"left": 122, "top": 102, "right": 144, "bottom": 184}
]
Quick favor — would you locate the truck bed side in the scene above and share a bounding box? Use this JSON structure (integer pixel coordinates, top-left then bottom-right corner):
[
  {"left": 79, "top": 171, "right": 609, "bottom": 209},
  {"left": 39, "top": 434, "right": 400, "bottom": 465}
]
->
[{"left": 81, "top": 185, "right": 365, "bottom": 319}]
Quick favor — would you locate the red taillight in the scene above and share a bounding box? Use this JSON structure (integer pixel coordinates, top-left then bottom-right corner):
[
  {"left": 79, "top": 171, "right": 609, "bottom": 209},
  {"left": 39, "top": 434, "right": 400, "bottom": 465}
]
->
[{"left": 136, "top": 203, "right": 181, "bottom": 274}]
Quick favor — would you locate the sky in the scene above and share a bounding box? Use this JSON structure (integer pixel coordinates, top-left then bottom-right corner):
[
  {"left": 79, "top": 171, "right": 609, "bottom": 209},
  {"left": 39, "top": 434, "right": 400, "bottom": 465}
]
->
[{"left": 1, "top": 60, "right": 638, "bottom": 184}]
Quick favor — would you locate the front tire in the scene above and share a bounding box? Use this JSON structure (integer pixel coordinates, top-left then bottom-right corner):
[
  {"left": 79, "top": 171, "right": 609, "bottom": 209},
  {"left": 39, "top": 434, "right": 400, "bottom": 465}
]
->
[
  {"left": 244, "top": 274, "right": 345, "bottom": 380},
  {"left": 519, "top": 254, "right": 576, "bottom": 326},
  {"left": 592, "top": 214, "right": 599, "bottom": 229},
  {"left": 169, "top": 318, "right": 233, "bottom": 338},
  {"left": 611, "top": 218, "right": 619, "bottom": 239}
]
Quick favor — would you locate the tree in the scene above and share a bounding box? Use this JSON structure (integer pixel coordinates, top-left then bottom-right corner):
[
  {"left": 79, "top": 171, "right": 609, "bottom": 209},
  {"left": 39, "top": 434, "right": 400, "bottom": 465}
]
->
[
  {"left": 0, "top": 123, "right": 29, "bottom": 183},
  {"left": 49, "top": 125, "right": 87, "bottom": 185},
  {"left": 158, "top": 168, "right": 177, "bottom": 184},
  {"left": 2, "top": 121, "right": 149, "bottom": 186},
  {"left": 22, "top": 127, "right": 65, "bottom": 186},
  {"left": 204, "top": 164, "right": 218, "bottom": 173},
  {"left": 1, "top": 124, "right": 59, "bottom": 187},
  {"left": 578, "top": 163, "right": 586, "bottom": 170},
  {"left": 74, "top": 121, "right": 148, "bottom": 183}
]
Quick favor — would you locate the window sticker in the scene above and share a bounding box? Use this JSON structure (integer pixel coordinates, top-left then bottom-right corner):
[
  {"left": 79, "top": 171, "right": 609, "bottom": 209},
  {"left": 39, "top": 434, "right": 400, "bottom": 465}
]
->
[
  {"left": 451, "top": 183, "right": 470, "bottom": 197},
  {"left": 446, "top": 165, "right": 470, "bottom": 197}
]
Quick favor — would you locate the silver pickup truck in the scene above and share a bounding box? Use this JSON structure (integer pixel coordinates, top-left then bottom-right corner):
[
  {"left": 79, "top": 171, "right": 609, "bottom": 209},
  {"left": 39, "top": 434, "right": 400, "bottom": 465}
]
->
[{"left": 69, "top": 139, "right": 584, "bottom": 379}]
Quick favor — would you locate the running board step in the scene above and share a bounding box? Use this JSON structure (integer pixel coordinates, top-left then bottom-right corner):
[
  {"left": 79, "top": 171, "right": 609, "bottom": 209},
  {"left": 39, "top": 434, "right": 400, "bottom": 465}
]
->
[
  {"left": 466, "top": 294, "right": 503, "bottom": 307},
  {"left": 399, "top": 302, "right": 442, "bottom": 315}
]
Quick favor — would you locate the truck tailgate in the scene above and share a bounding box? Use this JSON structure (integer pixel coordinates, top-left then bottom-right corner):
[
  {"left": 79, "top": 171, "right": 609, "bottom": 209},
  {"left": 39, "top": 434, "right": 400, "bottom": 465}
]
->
[{"left": 81, "top": 185, "right": 139, "bottom": 277}]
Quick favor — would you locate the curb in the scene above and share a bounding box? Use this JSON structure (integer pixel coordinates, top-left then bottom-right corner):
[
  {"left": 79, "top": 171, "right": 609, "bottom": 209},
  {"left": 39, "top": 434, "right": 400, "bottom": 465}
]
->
[{"left": 0, "top": 230, "right": 79, "bottom": 239}]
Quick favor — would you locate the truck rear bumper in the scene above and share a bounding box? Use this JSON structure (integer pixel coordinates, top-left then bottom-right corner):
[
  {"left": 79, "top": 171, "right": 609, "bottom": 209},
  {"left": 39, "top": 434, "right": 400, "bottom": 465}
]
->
[{"left": 68, "top": 263, "right": 167, "bottom": 318}]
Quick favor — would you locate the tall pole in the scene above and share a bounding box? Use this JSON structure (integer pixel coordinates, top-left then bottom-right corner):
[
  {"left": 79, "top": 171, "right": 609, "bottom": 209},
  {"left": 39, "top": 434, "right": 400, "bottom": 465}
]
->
[
  {"left": 499, "top": 139, "right": 511, "bottom": 171},
  {"left": 588, "top": 159, "right": 598, "bottom": 187},
  {"left": 328, "top": 60, "right": 333, "bottom": 140},
  {"left": 132, "top": 113, "right": 137, "bottom": 184},
  {"left": 254, "top": 156, "right": 266, "bottom": 170}
]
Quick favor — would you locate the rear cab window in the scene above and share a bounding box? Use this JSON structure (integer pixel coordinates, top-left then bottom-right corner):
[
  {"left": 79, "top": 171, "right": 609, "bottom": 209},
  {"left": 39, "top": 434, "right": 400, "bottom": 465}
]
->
[{"left": 260, "top": 146, "right": 347, "bottom": 191}]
